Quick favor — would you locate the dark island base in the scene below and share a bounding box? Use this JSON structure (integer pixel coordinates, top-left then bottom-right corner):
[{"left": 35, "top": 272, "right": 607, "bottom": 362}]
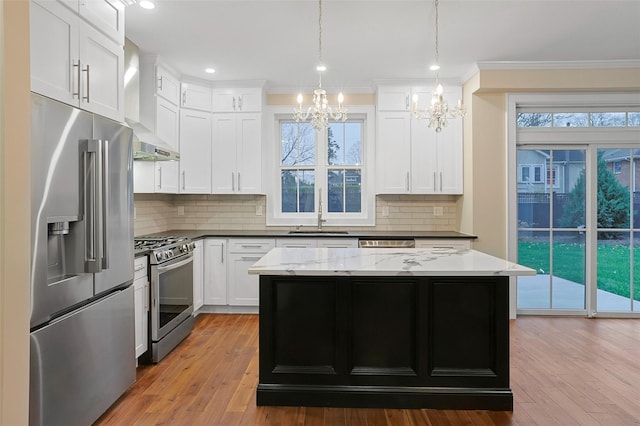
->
[{"left": 258, "top": 276, "right": 512, "bottom": 411}]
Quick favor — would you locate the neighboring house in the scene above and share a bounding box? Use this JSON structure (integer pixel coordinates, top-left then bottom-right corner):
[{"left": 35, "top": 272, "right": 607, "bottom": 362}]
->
[
  {"left": 517, "top": 150, "right": 585, "bottom": 195},
  {"left": 601, "top": 148, "right": 640, "bottom": 192}
]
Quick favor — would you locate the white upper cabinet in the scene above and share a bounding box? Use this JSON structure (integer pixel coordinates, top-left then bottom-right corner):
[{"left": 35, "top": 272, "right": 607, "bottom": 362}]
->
[
  {"left": 181, "top": 82, "right": 213, "bottom": 111},
  {"left": 78, "top": 0, "right": 125, "bottom": 44},
  {"left": 376, "top": 85, "right": 463, "bottom": 195},
  {"left": 211, "top": 88, "right": 263, "bottom": 112},
  {"left": 156, "top": 65, "right": 180, "bottom": 105},
  {"left": 211, "top": 113, "right": 262, "bottom": 194},
  {"left": 30, "top": 0, "right": 124, "bottom": 122},
  {"left": 154, "top": 97, "right": 180, "bottom": 193},
  {"left": 179, "top": 109, "right": 212, "bottom": 194},
  {"left": 377, "top": 86, "right": 412, "bottom": 111}
]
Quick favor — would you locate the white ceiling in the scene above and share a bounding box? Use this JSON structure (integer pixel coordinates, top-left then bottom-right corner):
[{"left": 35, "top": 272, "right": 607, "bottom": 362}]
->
[{"left": 124, "top": 0, "right": 640, "bottom": 92}]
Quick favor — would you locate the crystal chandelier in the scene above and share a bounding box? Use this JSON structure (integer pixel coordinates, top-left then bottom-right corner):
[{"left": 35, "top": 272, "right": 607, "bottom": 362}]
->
[
  {"left": 293, "top": 0, "right": 347, "bottom": 131},
  {"left": 412, "top": 0, "right": 465, "bottom": 132}
]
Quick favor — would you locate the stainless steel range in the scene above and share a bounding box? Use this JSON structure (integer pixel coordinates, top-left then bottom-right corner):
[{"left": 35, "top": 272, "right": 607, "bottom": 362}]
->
[{"left": 135, "top": 236, "right": 195, "bottom": 363}]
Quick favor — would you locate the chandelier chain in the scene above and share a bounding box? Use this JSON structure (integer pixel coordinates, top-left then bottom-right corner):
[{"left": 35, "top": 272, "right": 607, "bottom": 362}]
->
[
  {"left": 434, "top": 0, "right": 439, "bottom": 75},
  {"left": 318, "top": 0, "right": 323, "bottom": 86}
]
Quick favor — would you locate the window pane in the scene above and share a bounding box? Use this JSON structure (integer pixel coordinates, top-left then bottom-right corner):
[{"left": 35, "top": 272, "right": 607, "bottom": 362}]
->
[
  {"left": 552, "top": 231, "right": 586, "bottom": 309},
  {"left": 597, "top": 231, "right": 632, "bottom": 311},
  {"left": 518, "top": 230, "right": 551, "bottom": 309},
  {"left": 597, "top": 149, "right": 631, "bottom": 229},
  {"left": 328, "top": 122, "right": 362, "bottom": 166},
  {"left": 554, "top": 150, "right": 586, "bottom": 228},
  {"left": 517, "top": 113, "right": 551, "bottom": 127},
  {"left": 327, "top": 169, "right": 362, "bottom": 213},
  {"left": 281, "top": 170, "right": 315, "bottom": 213},
  {"left": 553, "top": 113, "right": 588, "bottom": 127},
  {"left": 591, "top": 112, "right": 626, "bottom": 127},
  {"left": 517, "top": 150, "right": 550, "bottom": 228},
  {"left": 281, "top": 122, "right": 315, "bottom": 166},
  {"left": 628, "top": 112, "right": 640, "bottom": 127}
]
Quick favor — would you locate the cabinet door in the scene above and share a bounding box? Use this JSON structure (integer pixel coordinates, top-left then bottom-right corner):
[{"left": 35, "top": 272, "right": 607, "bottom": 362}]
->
[
  {"left": 193, "top": 240, "right": 204, "bottom": 311},
  {"left": 211, "top": 114, "right": 238, "bottom": 193},
  {"left": 30, "top": 0, "right": 78, "bottom": 106},
  {"left": 155, "top": 97, "right": 180, "bottom": 193},
  {"left": 236, "top": 88, "right": 262, "bottom": 112},
  {"left": 79, "top": 21, "right": 124, "bottom": 121},
  {"left": 211, "top": 88, "right": 236, "bottom": 112},
  {"left": 236, "top": 113, "right": 262, "bottom": 193},
  {"left": 436, "top": 126, "right": 463, "bottom": 194},
  {"left": 133, "top": 161, "right": 156, "bottom": 193},
  {"left": 133, "top": 257, "right": 148, "bottom": 359},
  {"left": 376, "top": 112, "right": 411, "bottom": 194},
  {"left": 156, "top": 65, "right": 180, "bottom": 105},
  {"left": 78, "top": 0, "right": 124, "bottom": 44},
  {"left": 227, "top": 253, "right": 262, "bottom": 306},
  {"left": 179, "top": 109, "right": 212, "bottom": 193},
  {"left": 410, "top": 116, "right": 438, "bottom": 194},
  {"left": 377, "top": 86, "right": 410, "bottom": 111},
  {"left": 204, "top": 239, "right": 227, "bottom": 305},
  {"left": 181, "top": 82, "right": 212, "bottom": 111}
]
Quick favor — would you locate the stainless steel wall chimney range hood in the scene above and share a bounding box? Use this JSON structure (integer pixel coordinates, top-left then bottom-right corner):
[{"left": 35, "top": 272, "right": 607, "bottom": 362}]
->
[{"left": 127, "top": 120, "right": 180, "bottom": 161}]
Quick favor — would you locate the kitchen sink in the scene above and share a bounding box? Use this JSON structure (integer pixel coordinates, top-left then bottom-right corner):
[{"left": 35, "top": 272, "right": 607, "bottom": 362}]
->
[{"left": 288, "top": 230, "right": 349, "bottom": 235}]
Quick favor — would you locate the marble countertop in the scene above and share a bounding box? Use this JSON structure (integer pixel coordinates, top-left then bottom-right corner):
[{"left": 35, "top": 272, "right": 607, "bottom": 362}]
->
[{"left": 248, "top": 248, "right": 536, "bottom": 277}]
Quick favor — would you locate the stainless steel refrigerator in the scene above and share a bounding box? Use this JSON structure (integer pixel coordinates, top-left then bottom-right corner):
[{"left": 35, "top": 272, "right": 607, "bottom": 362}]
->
[{"left": 29, "top": 93, "right": 136, "bottom": 425}]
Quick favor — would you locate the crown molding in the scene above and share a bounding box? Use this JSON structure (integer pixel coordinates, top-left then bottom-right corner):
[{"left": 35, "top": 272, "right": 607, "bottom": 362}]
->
[{"left": 475, "top": 60, "right": 640, "bottom": 71}]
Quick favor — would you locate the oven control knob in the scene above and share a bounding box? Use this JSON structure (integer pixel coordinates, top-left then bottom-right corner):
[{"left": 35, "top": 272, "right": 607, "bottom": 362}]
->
[{"left": 155, "top": 252, "right": 162, "bottom": 262}]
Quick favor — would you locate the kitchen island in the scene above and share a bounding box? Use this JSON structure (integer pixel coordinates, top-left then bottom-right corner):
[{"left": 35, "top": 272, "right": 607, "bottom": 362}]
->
[{"left": 248, "top": 248, "right": 535, "bottom": 411}]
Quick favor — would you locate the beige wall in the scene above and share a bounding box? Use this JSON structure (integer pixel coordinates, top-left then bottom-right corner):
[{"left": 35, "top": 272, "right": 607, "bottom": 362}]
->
[
  {"left": 1, "top": 0, "right": 31, "bottom": 424},
  {"left": 460, "top": 67, "right": 640, "bottom": 258}
]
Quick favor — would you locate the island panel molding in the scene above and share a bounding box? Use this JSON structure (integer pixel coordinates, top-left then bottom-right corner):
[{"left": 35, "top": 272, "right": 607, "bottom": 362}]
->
[{"left": 257, "top": 274, "right": 513, "bottom": 410}]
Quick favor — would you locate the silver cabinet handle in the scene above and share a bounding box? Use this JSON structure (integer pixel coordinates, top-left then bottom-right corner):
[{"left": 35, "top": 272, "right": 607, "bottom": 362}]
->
[
  {"left": 232, "top": 96, "right": 236, "bottom": 111},
  {"left": 238, "top": 96, "right": 243, "bottom": 110},
  {"left": 237, "top": 172, "right": 241, "bottom": 192},
  {"left": 157, "top": 166, "right": 162, "bottom": 189},
  {"left": 82, "top": 64, "right": 90, "bottom": 102},
  {"left": 231, "top": 172, "right": 235, "bottom": 191},
  {"left": 433, "top": 172, "right": 437, "bottom": 192},
  {"left": 406, "top": 172, "right": 410, "bottom": 192},
  {"left": 158, "top": 76, "right": 163, "bottom": 91},
  {"left": 182, "top": 91, "right": 187, "bottom": 106},
  {"left": 73, "top": 60, "right": 81, "bottom": 99},
  {"left": 440, "top": 172, "right": 443, "bottom": 192},
  {"left": 182, "top": 171, "right": 186, "bottom": 190},
  {"left": 241, "top": 256, "right": 263, "bottom": 261},
  {"left": 405, "top": 94, "right": 409, "bottom": 110},
  {"left": 221, "top": 243, "right": 224, "bottom": 263}
]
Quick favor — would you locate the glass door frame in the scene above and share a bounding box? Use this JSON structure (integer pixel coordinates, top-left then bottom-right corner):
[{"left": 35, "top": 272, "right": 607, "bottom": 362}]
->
[{"left": 507, "top": 93, "right": 640, "bottom": 318}]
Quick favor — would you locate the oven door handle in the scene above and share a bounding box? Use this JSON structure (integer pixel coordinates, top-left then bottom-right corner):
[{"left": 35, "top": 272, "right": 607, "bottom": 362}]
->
[{"left": 156, "top": 255, "right": 193, "bottom": 274}]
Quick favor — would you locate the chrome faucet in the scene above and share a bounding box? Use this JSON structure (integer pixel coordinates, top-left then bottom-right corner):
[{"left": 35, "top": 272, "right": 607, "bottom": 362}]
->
[{"left": 317, "top": 188, "right": 326, "bottom": 231}]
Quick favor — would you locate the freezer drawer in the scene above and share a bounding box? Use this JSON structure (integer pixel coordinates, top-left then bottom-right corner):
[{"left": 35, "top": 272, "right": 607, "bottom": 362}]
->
[{"left": 29, "top": 286, "right": 135, "bottom": 426}]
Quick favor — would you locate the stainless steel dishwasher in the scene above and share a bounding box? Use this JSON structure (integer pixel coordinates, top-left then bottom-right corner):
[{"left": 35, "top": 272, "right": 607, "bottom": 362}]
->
[{"left": 358, "top": 239, "right": 415, "bottom": 248}]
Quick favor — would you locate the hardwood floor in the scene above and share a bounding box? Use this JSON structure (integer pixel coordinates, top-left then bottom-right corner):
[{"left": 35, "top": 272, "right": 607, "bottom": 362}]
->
[{"left": 95, "top": 314, "right": 640, "bottom": 425}]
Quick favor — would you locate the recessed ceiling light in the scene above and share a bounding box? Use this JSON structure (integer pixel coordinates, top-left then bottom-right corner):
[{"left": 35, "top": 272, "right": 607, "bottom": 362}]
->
[
  {"left": 139, "top": 0, "right": 155, "bottom": 10},
  {"left": 205, "top": 68, "right": 216, "bottom": 74}
]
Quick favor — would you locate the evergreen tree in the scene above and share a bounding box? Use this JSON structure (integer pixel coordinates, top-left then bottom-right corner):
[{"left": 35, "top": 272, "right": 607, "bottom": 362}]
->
[{"left": 560, "top": 152, "right": 630, "bottom": 237}]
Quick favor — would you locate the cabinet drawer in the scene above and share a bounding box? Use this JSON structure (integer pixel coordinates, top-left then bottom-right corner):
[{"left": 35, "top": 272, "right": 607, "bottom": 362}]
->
[
  {"left": 275, "top": 239, "right": 317, "bottom": 248},
  {"left": 414, "top": 239, "right": 471, "bottom": 250},
  {"left": 228, "top": 238, "right": 275, "bottom": 253},
  {"left": 317, "top": 238, "right": 359, "bottom": 248},
  {"left": 134, "top": 257, "right": 148, "bottom": 280}
]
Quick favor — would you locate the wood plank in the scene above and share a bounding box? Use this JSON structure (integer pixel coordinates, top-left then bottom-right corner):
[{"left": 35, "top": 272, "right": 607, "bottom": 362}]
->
[{"left": 95, "top": 314, "right": 640, "bottom": 426}]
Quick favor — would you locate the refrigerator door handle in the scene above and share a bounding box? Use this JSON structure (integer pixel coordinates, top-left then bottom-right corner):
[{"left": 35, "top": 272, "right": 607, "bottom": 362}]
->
[
  {"left": 83, "top": 139, "right": 103, "bottom": 273},
  {"left": 101, "top": 139, "right": 109, "bottom": 270}
]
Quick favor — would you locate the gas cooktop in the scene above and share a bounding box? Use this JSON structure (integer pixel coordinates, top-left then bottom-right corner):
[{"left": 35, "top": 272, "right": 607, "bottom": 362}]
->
[{"left": 134, "top": 236, "right": 195, "bottom": 264}]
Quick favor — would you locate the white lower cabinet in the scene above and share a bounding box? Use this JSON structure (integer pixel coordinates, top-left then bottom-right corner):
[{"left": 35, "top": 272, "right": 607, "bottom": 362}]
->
[
  {"left": 317, "top": 238, "right": 359, "bottom": 248},
  {"left": 227, "top": 239, "right": 274, "bottom": 306},
  {"left": 133, "top": 256, "right": 149, "bottom": 359},
  {"left": 193, "top": 240, "right": 204, "bottom": 312},
  {"left": 275, "top": 239, "right": 317, "bottom": 248},
  {"left": 203, "top": 238, "right": 227, "bottom": 306},
  {"left": 275, "top": 238, "right": 358, "bottom": 248}
]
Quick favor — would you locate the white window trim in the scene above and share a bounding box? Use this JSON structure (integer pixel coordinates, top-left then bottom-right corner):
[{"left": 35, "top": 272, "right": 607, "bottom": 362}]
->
[{"left": 264, "top": 105, "right": 376, "bottom": 227}]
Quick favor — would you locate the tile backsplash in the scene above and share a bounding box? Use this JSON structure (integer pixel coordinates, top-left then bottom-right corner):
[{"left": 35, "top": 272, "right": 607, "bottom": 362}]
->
[{"left": 134, "top": 194, "right": 459, "bottom": 236}]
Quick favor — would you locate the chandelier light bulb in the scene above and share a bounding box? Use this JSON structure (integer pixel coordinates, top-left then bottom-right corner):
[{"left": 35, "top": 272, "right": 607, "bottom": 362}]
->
[
  {"left": 435, "top": 84, "right": 444, "bottom": 95},
  {"left": 297, "top": 93, "right": 304, "bottom": 104},
  {"left": 317, "top": 64, "right": 327, "bottom": 72},
  {"left": 430, "top": 64, "right": 440, "bottom": 71}
]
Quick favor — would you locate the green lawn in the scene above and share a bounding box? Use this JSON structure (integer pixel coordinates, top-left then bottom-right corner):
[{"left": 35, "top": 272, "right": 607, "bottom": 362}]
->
[{"left": 518, "top": 241, "right": 640, "bottom": 301}]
